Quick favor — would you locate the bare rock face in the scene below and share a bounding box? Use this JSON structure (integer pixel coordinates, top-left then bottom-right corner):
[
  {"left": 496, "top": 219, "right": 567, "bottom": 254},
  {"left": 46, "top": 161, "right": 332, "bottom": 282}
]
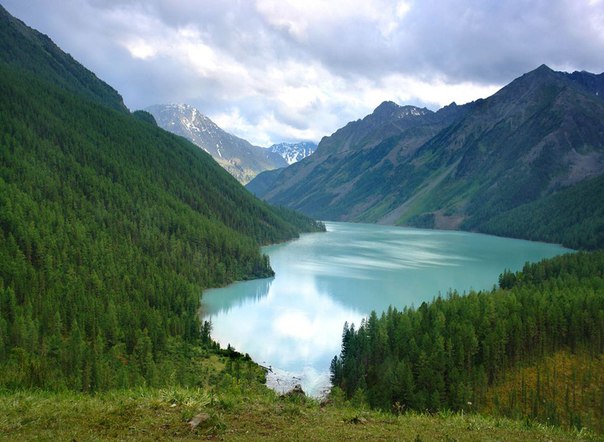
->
[
  {"left": 269, "top": 142, "right": 317, "bottom": 165},
  {"left": 146, "top": 104, "right": 286, "bottom": 184}
]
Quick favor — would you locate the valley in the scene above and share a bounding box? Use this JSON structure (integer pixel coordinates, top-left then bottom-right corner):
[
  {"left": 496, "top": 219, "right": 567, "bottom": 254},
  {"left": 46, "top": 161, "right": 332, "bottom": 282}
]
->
[
  {"left": 248, "top": 66, "right": 604, "bottom": 250},
  {"left": 0, "top": 2, "right": 603, "bottom": 440},
  {"left": 146, "top": 104, "right": 290, "bottom": 184}
]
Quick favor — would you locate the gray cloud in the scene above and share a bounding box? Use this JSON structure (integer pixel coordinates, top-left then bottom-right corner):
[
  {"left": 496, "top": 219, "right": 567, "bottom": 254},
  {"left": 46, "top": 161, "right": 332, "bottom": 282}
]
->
[
  {"left": 3, "top": 0, "right": 603, "bottom": 146},
  {"left": 268, "top": 0, "right": 604, "bottom": 82}
]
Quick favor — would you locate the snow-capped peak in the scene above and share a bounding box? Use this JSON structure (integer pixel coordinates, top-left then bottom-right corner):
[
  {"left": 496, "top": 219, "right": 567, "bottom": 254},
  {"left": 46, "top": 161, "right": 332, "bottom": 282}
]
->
[{"left": 269, "top": 141, "right": 317, "bottom": 165}]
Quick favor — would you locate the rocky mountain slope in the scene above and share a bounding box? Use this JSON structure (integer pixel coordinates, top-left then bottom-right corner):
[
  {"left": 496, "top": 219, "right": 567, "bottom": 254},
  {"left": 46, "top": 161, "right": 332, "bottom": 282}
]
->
[
  {"left": 146, "top": 104, "right": 286, "bottom": 184},
  {"left": 269, "top": 141, "right": 317, "bottom": 164},
  {"left": 248, "top": 65, "right": 604, "bottom": 248},
  {"left": 247, "top": 100, "right": 473, "bottom": 220}
]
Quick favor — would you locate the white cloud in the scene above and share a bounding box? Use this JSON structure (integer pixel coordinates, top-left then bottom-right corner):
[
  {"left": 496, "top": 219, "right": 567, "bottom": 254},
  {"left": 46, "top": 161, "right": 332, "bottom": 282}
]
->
[
  {"left": 2, "top": 0, "right": 603, "bottom": 146},
  {"left": 123, "top": 38, "right": 156, "bottom": 59},
  {"left": 254, "top": 0, "right": 391, "bottom": 40}
]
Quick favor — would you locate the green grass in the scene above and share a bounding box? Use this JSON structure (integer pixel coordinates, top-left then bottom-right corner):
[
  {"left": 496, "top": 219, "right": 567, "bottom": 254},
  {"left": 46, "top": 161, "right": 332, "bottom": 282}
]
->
[{"left": 0, "top": 365, "right": 598, "bottom": 441}]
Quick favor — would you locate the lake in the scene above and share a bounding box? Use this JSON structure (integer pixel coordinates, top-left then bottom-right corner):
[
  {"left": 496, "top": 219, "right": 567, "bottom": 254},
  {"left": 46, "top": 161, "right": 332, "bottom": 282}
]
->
[{"left": 201, "top": 222, "right": 570, "bottom": 396}]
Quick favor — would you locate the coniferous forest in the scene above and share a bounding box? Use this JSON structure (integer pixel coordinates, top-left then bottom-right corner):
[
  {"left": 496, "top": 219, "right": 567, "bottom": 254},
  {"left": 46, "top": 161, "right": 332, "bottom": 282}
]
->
[
  {"left": 0, "top": 60, "right": 323, "bottom": 390},
  {"left": 330, "top": 251, "right": 604, "bottom": 432},
  {"left": 477, "top": 173, "right": 604, "bottom": 250}
]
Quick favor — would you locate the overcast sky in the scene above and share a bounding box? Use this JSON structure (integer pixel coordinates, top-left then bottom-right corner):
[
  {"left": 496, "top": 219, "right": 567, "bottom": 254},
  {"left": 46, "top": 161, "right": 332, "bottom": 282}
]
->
[{"left": 3, "top": 0, "right": 604, "bottom": 146}]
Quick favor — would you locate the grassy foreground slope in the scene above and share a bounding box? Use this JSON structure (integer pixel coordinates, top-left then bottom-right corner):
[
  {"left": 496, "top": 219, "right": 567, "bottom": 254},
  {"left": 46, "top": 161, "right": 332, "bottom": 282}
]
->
[{"left": 0, "top": 353, "right": 596, "bottom": 441}]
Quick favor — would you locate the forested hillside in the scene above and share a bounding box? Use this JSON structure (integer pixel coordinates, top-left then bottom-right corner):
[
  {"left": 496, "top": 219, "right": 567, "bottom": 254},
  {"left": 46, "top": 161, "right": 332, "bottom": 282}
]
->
[
  {"left": 330, "top": 251, "right": 604, "bottom": 433},
  {"left": 478, "top": 173, "right": 604, "bottom": 249},
  {"left": 0, "top": 4, "right": 127, "bottom": 112},
  {"left": 0, "top": 8, "right": 323, "bottom": 390}
]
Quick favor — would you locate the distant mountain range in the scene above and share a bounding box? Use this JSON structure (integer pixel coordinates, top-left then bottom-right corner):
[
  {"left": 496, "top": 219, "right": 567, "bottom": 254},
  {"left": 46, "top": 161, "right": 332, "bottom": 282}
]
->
[
  {"left": 248, "top": 65, "right": 604, "bottom": 249},
  {"left": 269, "top": 142, "right": 317, "bottom": 165},
  {"left": 146, "top": 104, "right": 287, "bottom": 184}
]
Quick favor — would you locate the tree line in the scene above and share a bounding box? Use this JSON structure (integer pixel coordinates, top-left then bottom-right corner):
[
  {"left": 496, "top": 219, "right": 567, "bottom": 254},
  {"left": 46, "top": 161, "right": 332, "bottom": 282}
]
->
[
  {"left": 330, "top": 251, "right": 604, "bottom": 431},
  {"left": 477, "top": 173, "right": 604, "bottom": 250}
]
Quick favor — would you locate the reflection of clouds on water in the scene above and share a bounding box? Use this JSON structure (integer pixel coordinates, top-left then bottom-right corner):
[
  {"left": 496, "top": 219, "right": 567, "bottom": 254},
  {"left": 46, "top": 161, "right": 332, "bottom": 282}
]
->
[
  {"left": 203, "top": 272, "right": 364, "bottom": 396},
  {"left": 202, "top": 277, "right": 273, "bottom": 316},
  {"left": 293, "top": 260, "right": 376, "bottom": 280},
  {"left": 274, "top": 311, "right": 315, "bottom": 338},
  {"left": 201, "top": 221, "right": 570, "bottom": 397},
  {"left": 288, "top": 234, "right": 475, "bottom": 283},
  {"left": 266, "top": 365, "right": 331, "bottom": 398},
  {"left": 306, "top": 225, "right": 476, "bottom": 276}
]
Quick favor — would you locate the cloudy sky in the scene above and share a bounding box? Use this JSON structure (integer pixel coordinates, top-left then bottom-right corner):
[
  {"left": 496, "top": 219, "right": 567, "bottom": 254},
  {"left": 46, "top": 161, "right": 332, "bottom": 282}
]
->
[{"left": 3, "top": 0, "right": 604, "bottom": 146}]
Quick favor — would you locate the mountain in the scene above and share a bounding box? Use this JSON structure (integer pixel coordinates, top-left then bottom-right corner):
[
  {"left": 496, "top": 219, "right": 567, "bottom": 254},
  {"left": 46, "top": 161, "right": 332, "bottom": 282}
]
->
[
  {"left": 269, "top": 141, "right": 317, "bottom": 164},
  {"left": 248, "top": 65, "right": 604, "bottom": 249},
  {"left": 0, "top": 4, "right": 127, "bottom": 113},
  {"left": 247, "top": 100, "right": 473, "bottom": 221},
  {"left": 146, "top": 104, "right": 287, "bottom": 184},
  {"left": 564, "top": 70, "right": 604, "bottom": 98},
  {"left": 0, "top": 6, "right": 323, "bottom": 390}
]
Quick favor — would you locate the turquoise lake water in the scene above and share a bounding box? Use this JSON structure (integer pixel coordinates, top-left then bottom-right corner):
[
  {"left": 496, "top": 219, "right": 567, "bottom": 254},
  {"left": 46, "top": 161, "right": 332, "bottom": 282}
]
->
[{"left": 201, "top": 222, "right": 570, "bottom": 396}]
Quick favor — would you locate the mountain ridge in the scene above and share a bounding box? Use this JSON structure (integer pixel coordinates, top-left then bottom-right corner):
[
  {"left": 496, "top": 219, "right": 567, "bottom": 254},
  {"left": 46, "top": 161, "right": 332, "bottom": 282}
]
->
[
  {"left": 146, "top": 103, "right": 286, "bottom": 184},
  {"left": 0, "top": 4, "right": 127, "bottom": 112},
  {"left": 248, "top": 64, "right": 604, "bottom": 249},
  {"left": 269, "top": 141, "right": 317, "bottom": 164}
]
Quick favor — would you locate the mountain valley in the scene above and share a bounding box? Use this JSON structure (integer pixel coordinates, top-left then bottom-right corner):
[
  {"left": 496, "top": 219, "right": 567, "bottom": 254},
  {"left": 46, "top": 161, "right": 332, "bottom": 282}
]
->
[
  {"left": 248, "top": 65, "right": 604, "bottom": 249},
  {"left": 0, "top": 3, "right": 603, "bottom": 439}
]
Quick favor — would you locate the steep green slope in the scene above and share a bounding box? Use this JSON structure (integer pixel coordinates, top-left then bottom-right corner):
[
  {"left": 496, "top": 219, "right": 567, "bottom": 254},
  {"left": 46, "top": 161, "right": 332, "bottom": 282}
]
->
[
  {"left": 0, "top": 4, "right": 127, "bottom": 112},
  {"left": 0, "top": 41, "right": 322, "bottom": 390},
  {"left": 479, "top": 174, "right": 604, "bottom": 249},
  {"left": 416, "top": 65, "right": 604, "bottom": 232},
  {"left": 247, "top": 167, "right": 285, "bottom": 198}
]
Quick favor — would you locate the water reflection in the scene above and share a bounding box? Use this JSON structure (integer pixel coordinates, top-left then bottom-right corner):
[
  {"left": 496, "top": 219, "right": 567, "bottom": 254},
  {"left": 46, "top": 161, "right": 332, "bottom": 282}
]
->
[
  {"left": 202, "top": 221, "right": 570, "bottom": 396},
  {"left": 203, "top": 277, "right": 273, "bottom": 316},
  {"left": 203, "top": 269, "right": 365, "bottom": 396}
]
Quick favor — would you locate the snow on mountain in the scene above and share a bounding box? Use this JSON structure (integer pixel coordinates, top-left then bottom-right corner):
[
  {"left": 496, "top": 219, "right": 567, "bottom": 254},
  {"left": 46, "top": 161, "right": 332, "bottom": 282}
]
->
[
  {"left": 145, "top": 104, "right": 286, "bottom": 183},
  {"left": 269, "top": 142, "right": 318, "bottom": 165}
]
